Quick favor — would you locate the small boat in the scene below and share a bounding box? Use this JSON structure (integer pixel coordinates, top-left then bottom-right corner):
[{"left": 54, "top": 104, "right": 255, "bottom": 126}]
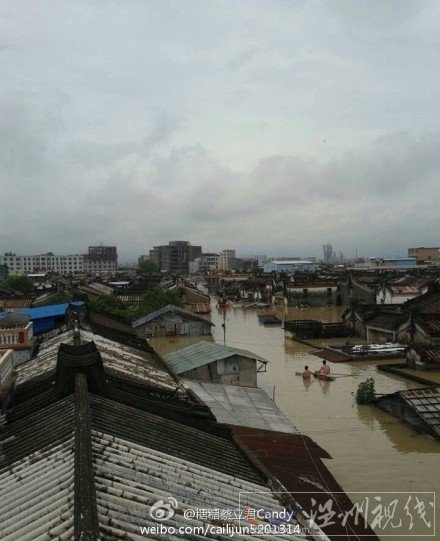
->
[
  {"left": 313, "top": 373, "right": 335, "bottom": 382},
  {"left": 295, "top": 371, "right": 335, "bottom": 382}
]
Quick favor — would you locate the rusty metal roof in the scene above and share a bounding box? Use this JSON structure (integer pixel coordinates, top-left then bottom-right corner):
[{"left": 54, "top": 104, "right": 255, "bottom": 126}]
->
[{"left": 230, "top": 426, "right": 379, "bottom": 540}]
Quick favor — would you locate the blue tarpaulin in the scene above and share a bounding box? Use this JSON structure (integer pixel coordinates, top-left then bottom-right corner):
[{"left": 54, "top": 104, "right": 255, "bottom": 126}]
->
[{"left": 0, "top": 301, "right": 85, "bottom": 333}]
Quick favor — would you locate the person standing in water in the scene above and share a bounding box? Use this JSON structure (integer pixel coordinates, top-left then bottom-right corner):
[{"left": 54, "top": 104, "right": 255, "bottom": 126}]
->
[{"left": 302, "top": 365, "right": 312, "bottom": 380}]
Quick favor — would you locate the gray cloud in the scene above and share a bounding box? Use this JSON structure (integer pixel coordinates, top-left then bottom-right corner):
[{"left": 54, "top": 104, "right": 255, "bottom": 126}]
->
[{"left": 0, "top": 1, "right": 439, "bottom": 261}]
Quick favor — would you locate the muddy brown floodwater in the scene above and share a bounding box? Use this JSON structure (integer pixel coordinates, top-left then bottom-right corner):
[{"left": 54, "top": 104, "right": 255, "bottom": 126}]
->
[{"left": 151, "top": 302, "right": 440, "bottom": 540}]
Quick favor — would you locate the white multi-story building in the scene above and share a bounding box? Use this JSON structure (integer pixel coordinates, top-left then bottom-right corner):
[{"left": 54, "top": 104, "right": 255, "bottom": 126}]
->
[
  {"left": 1, "top": 246, "right": 118, "bottom": 276},
  {"left": 1, "top": 252, "right": 84, "bottom": 275},
  {"left": 218, "top": 249, "right": 236, "bottom": 271}
]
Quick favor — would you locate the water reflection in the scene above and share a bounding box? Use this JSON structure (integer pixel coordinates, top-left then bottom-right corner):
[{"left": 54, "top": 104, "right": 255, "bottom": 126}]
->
[
  {"left": 317, "top": 379, "right": 331, "bottom": 395},
  {"left": 301, "top": 377, "right": 313, "bottom": 392},
  {"left": 356, "top": 403, "right": 438, "bottom": 454}
]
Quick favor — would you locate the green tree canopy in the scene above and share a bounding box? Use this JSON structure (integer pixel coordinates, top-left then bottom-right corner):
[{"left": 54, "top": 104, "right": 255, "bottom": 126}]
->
[
  {"left": 138, "top": 260, "right": 157, "bottom": 274},
  {"left": 1, "top": 275, "right": 34, "bottom": 294},
  {"left": 90, "top": 286, "right": 183, "bottom": 321},
  {"left": 90, "top": 295, "right": 132, "bottom": 320},
  {"left": 134, "top": 286, "right": 182, "bottom": 316}
]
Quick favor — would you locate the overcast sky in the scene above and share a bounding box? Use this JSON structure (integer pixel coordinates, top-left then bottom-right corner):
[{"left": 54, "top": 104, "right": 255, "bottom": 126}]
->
[{"left": 1, "top": 0, "right": 440, "bottom": 261}]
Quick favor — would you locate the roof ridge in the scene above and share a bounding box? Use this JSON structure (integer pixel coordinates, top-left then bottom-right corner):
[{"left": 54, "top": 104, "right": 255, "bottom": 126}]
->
[{"left": 74, "top": 372, "right": 99, "bottom": 539}]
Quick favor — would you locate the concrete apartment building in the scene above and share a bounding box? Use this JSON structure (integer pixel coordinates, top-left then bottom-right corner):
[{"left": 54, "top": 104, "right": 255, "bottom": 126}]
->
[
  {"left": 189, "top": 250, "right": 237, "bottom": 274},
  {"left": 1, "top": 252, "right": 85, "bottom": 274},
  {"left": 83, "top": 245, "right": 118, "bottom": 274},
  {"left": 149, "top": 241, "right": 202, "bottom": 271},
  {"left": 408, "top": 247, "right": 440, "bottom": 262},
  {"left": 0, "top": 245, "right": 117, "bottom": 275},
  {"left": 218, "top": 249, "right": 236, "bottom": 271},
  {"left": 202, "top": 253, "right": 219, "bottom": 270}
]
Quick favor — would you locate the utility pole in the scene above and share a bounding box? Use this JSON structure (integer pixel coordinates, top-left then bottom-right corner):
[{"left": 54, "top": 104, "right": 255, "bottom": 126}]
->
[{"left": 222, "top": 308, "right": 226, "bottom": 346}]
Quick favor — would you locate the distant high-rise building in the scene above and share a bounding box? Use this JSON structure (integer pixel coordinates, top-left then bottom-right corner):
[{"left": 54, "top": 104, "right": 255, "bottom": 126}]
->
[
  {"left": 322, "top": 243, "right": 333, "bottom": 263},
  {"left": 218, "top": 249, "right": 236, "bottom": 271},
  {"left": 84, "top": 244, "right": 118, "bottom": 274},
  {"left": 149, "top": 241, "right": 202, "bottom": 271}
]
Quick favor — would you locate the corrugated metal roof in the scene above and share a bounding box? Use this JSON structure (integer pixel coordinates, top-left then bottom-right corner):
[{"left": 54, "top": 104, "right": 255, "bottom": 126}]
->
[
  {"left": 163, "top": 341, "right": 268, "bottom": 374},
  {"left": 231, "top": 426, "right": 380, "bottom": 540},
  {"left": 0, "top": 301, "right": 84, "bottom": 320},
  {"left": 184, "top": 380, "right": 297, "bottom": 433},
  {"left": 131, "top": 304, "right": 214, "bottom": 328}
]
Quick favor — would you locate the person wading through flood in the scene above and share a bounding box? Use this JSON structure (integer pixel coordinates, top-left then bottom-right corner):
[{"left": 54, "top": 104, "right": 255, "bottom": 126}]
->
[
  {"left": 315, "top": 360, "right": 330, "bottom": 379},
  {"left": 302, "top": 365, "right": 312, "bottom": 380}
]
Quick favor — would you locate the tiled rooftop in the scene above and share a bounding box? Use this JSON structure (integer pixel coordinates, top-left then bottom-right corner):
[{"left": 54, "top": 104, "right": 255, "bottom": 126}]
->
[
  {"left": 15, "top": 329, "right": 179, "bottom": 391},
  {"left": 0, "top": 332, "right": 312, "bottom": 541},
  {"left": 401, "top": 387, "right": 440, "bottom": 438}
]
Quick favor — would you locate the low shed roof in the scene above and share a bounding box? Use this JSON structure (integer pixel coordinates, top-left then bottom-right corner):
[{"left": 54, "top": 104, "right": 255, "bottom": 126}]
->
[
  {"left": 184, "top": 380, "right": 296, "bottom": 433},
  {"left": 377, "top": 386, "right": 440, "bottom": 439},
  {"left": 163, "top": 340, "right": 268, "bottom": 374},
  {"left": 132, "top": 304, "right": 213, "bottom": 329}
]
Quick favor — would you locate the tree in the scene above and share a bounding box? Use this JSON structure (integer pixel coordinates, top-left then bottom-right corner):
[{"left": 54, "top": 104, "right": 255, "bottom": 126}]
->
[
  {"left": 90, "top": 287, "right": 182, "bottom": 322},
  {"left": 133, "top": 286, "right": 182, "bottom": 318},
  {"left": 138, "top": 260, "right": 157, "bottom": 275},
  {"left": 1, "top": 275, "right": 34, "bottom": 294},
  {"left": 90, "top": 295, "right": 132, "bottom": 320},
  {"left": 355, "top": 378, "right": 376, "bottom": 405}
]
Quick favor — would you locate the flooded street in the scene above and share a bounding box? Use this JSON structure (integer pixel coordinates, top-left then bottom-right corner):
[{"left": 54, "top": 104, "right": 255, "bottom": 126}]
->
[{"left": 151, "top": 303, "right": 440, "bottom": 539}]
